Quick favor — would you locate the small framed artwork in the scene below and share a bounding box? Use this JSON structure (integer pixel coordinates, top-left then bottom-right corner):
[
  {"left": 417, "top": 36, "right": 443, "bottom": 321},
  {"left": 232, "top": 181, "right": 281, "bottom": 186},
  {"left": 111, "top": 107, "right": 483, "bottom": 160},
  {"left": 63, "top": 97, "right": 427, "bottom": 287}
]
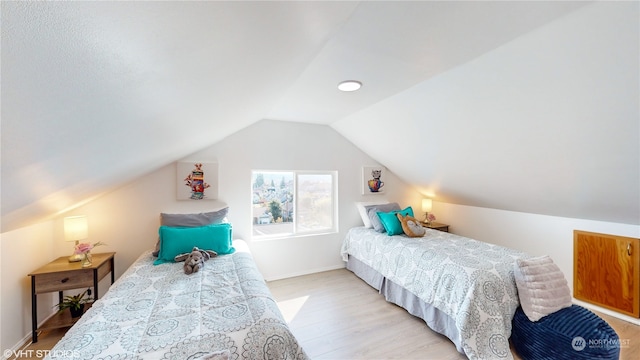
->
[
  {"left": 177, "top": 162, "right": 218, "bottom": 200},
  {"left": 362, "top": 166, "right": 386, "bottom": 195}
]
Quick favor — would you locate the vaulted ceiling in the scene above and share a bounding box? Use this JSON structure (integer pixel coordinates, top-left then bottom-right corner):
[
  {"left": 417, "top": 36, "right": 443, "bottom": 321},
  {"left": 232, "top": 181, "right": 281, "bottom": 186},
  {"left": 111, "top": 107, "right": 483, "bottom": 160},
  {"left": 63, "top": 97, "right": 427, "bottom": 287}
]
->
[{"left": 2, "top": 1, "right": 638, "bottom": 232}]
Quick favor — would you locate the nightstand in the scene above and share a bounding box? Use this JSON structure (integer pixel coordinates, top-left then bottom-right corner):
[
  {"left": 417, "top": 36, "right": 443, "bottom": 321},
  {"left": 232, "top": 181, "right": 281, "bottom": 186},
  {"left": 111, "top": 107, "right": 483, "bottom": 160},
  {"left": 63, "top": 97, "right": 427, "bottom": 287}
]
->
[
  {"left": 28, "top": 252, "right": 115, "bottom": 343},
  {"left": 422, "top": 221, "right": 449, "bottom": 232}
]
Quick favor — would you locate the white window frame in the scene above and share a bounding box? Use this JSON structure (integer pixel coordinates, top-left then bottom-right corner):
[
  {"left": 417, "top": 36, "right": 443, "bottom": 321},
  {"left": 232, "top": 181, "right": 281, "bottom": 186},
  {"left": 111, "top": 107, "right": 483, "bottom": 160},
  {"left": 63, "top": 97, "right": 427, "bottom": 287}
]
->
[{"left": 252, "top": 170, "right": 338, "bottom": 240}]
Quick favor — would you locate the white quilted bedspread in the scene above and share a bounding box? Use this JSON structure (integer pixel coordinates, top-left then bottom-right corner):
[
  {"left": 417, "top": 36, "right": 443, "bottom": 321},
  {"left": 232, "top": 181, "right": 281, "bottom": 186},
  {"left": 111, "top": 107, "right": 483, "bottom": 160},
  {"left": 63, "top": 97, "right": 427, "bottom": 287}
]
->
[
  {"left": 46, "top": 243, "right": 308, "bottom": 360},
  {"left": 341, "top": 227, "right": 529, "bottom": 360}
]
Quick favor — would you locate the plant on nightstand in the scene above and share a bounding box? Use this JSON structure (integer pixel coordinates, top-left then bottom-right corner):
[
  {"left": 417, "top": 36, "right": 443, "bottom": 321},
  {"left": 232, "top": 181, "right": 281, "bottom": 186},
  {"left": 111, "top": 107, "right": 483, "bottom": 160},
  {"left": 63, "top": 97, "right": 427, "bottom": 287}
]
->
[
  {"left": 55, "top": 289, "right": 92, "bottom": 318},
  {"left": 425, "top": 213, "right": 436, "bottom": 225}
]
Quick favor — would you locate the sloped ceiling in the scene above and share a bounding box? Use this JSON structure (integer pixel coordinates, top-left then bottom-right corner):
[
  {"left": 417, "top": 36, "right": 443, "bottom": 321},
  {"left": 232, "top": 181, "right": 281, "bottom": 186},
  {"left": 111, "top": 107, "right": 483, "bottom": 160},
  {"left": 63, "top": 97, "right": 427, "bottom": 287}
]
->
[{"left": 2, "top": 1, "right": 638, "bottom": 232}]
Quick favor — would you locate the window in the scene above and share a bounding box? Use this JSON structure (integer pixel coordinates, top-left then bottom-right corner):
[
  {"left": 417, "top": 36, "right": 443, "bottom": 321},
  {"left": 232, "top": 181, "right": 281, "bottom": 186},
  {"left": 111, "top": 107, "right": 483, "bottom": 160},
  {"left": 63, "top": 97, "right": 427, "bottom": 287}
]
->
[{"left": 252, "top": 170, "right": 337, "bottom": 239}]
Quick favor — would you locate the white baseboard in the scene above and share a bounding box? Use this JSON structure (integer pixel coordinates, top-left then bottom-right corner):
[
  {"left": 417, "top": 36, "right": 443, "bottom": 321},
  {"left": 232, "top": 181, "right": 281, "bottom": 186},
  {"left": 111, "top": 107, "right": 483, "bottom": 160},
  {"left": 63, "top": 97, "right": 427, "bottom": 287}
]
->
[
  {"left": 573, "top": 299, "right": 640, "bottom": 326},
  {"left": 2, "top": 311, "right": 59, "bottom": 360},
  {"left": 264, "top": 264, "right": 346, "bottom": 282}
]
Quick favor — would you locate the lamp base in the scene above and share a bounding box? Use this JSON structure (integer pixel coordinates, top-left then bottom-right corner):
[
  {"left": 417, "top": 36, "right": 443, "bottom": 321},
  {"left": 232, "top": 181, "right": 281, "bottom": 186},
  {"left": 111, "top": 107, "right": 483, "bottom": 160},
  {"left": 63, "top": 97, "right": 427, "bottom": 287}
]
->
[
  {"left": 68, "top": 253, "right": 83, "bottom": 262},
  {"left": 423, "top": 212, "right": 433, "bottom": 226}
]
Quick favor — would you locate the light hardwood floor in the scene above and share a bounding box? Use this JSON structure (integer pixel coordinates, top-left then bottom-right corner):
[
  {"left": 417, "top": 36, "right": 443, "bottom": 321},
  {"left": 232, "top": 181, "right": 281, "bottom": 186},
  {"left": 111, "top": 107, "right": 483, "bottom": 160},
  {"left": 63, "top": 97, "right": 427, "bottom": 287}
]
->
[
  {"left": 12, "top": 268, "right": 640, "bottom": 360},
  {"left": 267, "top": 269, "right": 640, "bottom": 360},
  {"left": 268, "top": 268, "right": 468, "bottom": 360}
]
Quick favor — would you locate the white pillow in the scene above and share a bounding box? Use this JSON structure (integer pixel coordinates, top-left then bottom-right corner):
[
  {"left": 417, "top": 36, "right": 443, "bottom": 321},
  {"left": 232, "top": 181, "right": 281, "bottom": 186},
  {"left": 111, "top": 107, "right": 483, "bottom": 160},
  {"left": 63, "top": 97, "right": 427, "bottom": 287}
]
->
[
  {"left": 513, "top": 255, "right": 572, "bottom": 322},
  {"left": 355, "top": 201, "right": 388, "bottom": 228}
]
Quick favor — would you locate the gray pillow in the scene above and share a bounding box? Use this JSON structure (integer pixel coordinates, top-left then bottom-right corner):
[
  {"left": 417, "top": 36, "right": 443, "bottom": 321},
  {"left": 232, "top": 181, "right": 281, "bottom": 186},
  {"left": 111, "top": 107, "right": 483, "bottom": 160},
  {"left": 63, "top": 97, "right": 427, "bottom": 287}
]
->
[
  {"left": 152, "top": 207, "right": 229, "bottom": 256},
  {"left": 365, "top": 203, "right": 401, "bottom": 232},
  {"left": 161, "top": 207, "right": 228, "bottom": 227},
  {"left": 513, "top": 255, "right": 572, "bottom": 322}
]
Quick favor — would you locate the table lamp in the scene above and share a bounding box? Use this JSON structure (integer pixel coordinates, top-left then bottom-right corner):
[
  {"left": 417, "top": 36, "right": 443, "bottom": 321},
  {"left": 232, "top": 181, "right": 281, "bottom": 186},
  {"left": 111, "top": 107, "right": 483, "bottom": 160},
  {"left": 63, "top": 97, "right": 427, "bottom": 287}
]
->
[
  {"left": 64, "top": 215, "right": 88, "bottom": 262},
  {"left": 421, "top": 199, "right": 433, "bottom": 223}
]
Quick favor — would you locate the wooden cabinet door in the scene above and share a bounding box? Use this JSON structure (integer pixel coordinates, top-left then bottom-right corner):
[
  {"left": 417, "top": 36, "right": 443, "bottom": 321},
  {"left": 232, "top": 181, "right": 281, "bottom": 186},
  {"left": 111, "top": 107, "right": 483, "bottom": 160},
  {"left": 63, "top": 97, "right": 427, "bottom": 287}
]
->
[{"left": 574, "top": 230, "right": 639, "bottom": 317}]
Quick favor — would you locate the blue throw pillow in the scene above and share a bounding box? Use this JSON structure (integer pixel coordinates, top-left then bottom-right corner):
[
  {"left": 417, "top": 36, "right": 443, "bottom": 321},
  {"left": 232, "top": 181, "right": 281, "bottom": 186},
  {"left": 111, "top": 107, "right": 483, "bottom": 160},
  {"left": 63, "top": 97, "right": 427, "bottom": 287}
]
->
[
  {"left": 152, "top": 207, "right": 230, "bottom": 257},
  {"left": 154, "top": 223, "right": 234, "bottom": 265},
  {"left": 377, "top": 206, "right": 414, "bottom": 236}
]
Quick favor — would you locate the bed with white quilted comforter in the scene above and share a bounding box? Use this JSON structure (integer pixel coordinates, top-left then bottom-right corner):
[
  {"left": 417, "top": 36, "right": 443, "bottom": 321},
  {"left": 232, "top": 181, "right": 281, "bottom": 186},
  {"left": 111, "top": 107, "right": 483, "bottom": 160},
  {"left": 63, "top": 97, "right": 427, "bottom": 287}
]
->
[
  {"left": 46, "top": 240, "right": 308, "bottom": 360},
  {"left": 341, "top": 226, "right": 529, "bottom": 360}
]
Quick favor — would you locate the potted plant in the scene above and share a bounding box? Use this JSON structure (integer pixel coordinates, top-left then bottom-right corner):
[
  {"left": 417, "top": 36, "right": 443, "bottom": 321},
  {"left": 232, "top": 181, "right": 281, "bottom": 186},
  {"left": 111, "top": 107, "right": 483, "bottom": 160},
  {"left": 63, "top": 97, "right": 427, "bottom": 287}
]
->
[{"left": 55, "top": 289, "right": 92, "bottom": 318}]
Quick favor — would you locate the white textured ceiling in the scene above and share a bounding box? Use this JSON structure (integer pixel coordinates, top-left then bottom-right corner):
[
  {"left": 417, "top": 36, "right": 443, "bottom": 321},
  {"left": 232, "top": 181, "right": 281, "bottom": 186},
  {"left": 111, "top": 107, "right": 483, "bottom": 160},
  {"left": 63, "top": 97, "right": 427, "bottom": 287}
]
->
[{"left": 2, "top": 1, "right": 638, "bottom": 232}]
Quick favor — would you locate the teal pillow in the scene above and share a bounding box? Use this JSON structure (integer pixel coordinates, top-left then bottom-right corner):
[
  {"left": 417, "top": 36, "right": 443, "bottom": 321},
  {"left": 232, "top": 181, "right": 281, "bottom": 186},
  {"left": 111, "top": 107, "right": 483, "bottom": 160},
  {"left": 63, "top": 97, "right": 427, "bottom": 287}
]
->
[
  {"left": 154, "top": 223, "right": 234, "bottom": 265},
  {"left": 377, "top": 206, "right": 414, "bottom": 236}
]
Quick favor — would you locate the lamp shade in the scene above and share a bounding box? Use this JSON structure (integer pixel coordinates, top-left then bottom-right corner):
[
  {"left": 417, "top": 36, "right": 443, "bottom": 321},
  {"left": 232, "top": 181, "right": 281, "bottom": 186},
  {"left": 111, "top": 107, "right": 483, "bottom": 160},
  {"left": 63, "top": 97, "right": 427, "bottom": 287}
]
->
[
  {"left": 64, "top": 216, "right": 88, "bottom": 242},
  {"left": 421, "top": 199, "right": 433, "bottom": 213}
]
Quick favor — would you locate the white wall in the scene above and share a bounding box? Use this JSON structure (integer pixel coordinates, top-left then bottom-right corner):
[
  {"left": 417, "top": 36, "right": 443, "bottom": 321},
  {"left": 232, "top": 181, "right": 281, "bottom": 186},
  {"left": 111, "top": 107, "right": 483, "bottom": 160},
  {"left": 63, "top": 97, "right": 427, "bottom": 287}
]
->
[
  {"left": 433, "top": 201, "right": 640, "bottom": 322},
  {"left": 59, "top": 120, "right": 423, "bottom": 281},
  {"left": 186, "top": 119, "right": 422, "bottom": 279},
  {"left": 1, "top": 236, "right": 2, "bottom": 354},
  {"left": 1, "top": 222, "right": 56, "bottom": 354}
]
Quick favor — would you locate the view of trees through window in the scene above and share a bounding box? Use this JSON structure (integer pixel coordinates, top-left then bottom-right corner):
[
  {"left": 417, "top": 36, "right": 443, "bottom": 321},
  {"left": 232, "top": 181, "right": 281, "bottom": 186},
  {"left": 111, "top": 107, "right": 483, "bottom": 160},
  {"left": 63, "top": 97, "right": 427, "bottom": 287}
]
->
[
  {"left": 252, "top": 172, "right": 294, "bottom": 236},
  {"left": 252, "top": 171, "right": 335, "bottom": 238}
]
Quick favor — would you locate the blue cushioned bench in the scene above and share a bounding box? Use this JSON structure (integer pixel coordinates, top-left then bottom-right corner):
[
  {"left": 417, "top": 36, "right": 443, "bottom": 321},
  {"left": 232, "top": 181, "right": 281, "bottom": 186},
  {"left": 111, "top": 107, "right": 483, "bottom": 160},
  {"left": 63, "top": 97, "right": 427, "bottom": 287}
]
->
[{"left": 511, "top": 305, "right": 620, "bottom": 360}]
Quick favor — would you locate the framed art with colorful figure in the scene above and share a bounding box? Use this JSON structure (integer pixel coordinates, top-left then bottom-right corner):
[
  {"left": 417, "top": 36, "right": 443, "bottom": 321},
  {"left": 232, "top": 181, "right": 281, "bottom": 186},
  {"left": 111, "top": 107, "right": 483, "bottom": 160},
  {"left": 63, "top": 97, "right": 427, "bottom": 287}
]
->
[
  {"left": 177, "top": 162, "right": 218, "bottom": 200},
  {"left": 362, "top": 166, "right": 386, "bottom": 195}
]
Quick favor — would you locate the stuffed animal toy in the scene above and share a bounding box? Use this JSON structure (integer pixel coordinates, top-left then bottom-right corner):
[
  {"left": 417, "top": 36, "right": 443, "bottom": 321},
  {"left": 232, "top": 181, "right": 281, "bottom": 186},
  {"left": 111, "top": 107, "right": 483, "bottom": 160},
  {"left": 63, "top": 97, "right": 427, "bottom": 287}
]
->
[
  {"left": 174, "top": 247, "right": 218, "bottom": 274},
  {"left": 397, "top": 213, "right": 426, "bottom": 237}
]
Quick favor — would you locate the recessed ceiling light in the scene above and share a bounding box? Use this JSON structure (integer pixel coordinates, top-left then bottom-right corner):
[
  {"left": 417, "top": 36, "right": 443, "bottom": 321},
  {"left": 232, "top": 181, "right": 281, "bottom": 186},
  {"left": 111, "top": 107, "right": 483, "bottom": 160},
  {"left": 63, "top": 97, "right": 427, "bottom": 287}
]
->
[{"left": 338, "top": 80, "right": 362, "bottom": 92}]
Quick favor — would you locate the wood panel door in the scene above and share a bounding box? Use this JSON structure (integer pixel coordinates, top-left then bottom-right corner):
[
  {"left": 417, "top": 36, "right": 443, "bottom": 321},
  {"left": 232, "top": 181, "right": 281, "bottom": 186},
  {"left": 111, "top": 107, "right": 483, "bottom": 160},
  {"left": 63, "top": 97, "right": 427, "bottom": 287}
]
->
[{"left": 574, "top": 230, "right": 639, "bottom": 317}]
